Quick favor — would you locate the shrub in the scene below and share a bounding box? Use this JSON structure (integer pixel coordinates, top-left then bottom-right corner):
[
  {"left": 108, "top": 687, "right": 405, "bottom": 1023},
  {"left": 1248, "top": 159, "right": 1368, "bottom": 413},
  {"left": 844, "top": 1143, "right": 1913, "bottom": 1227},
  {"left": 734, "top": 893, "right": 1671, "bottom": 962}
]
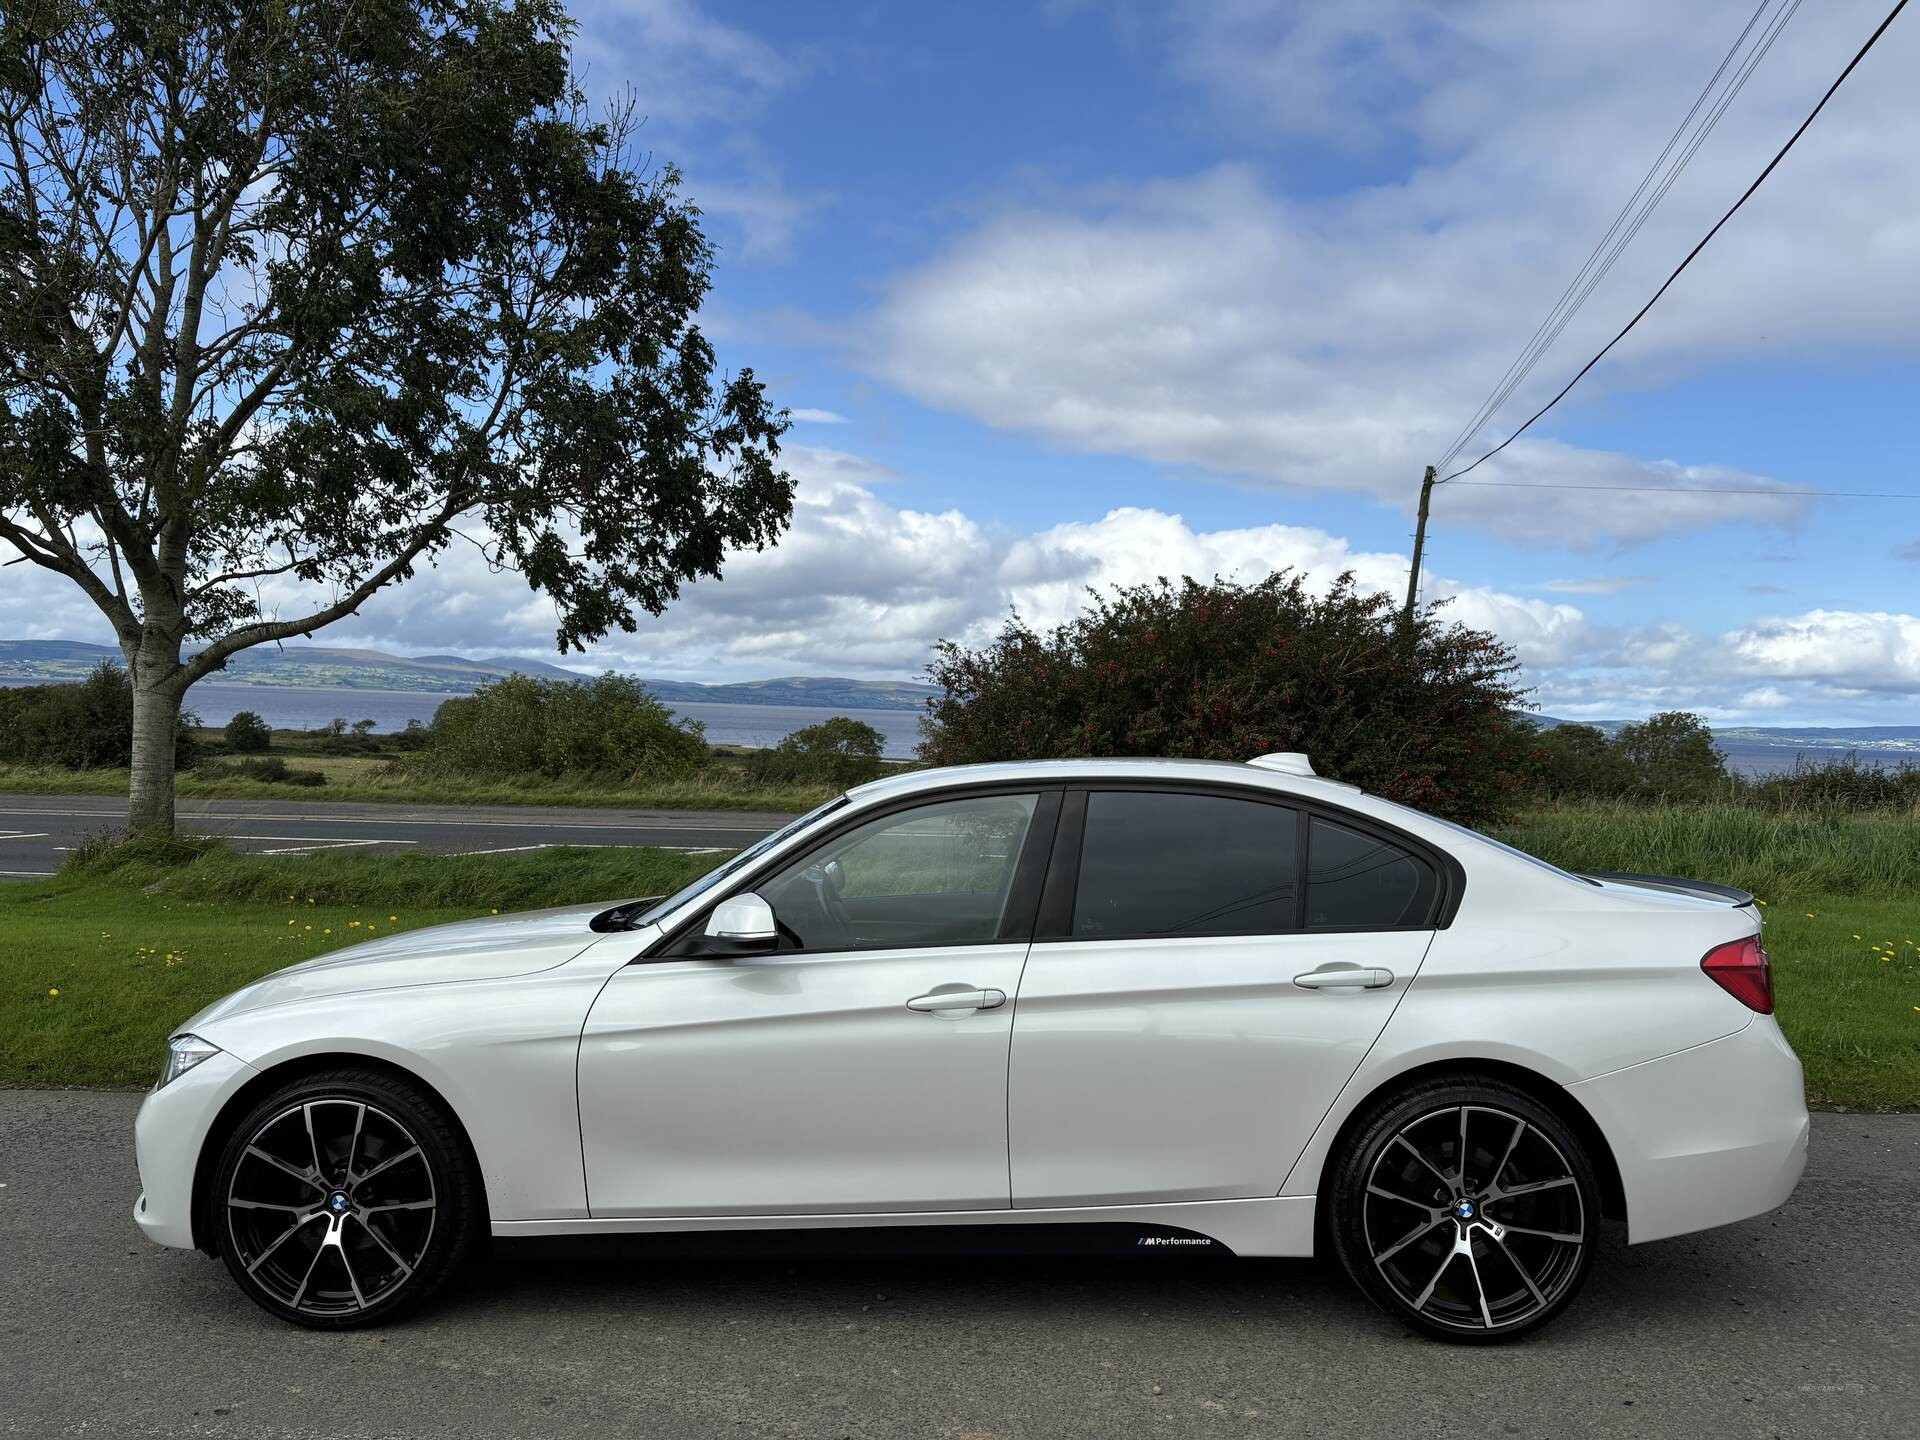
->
[
  {"left": 196, "top": 756, "right": 327, "bottom": 786},
  {"left": 1613, "top": 711, "right": 1727, "bottom": 801},
  {"left": 0, "top": 662, "right": 198, "bottom": 769},
  {"left": 745, "top": 716, "right": 889, "bottom": 788},
  {"left": 223, "top": 710, "right": 273, "bottom": 752},
  {"left": 1525, "top": 721, "right": 1634, "bottom": 800},
  {"left": 1738, "top": 753, "right": 1920, "bottom": 814},
  {"left": 417, "top": 672, "right": 707, "bottom": 782},
  {"left": 920, "top": 573, "right": 1532, "bottom": 824}
]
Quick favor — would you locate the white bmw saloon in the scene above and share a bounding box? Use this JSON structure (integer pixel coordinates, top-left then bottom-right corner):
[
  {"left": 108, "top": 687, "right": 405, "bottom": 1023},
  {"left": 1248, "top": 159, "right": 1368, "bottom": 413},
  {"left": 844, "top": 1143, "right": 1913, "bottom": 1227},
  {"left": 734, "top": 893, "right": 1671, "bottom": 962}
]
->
[{"left": 135, "top": 754, "right": 1808, "bottom": 1341}]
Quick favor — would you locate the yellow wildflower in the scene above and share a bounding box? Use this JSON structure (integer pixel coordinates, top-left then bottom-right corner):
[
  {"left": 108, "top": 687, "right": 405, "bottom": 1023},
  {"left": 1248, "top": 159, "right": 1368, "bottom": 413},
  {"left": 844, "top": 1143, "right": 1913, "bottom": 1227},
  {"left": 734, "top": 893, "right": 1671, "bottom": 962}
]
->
[{"left": 48, "top": 987, "right": 59, "bottom": 997}]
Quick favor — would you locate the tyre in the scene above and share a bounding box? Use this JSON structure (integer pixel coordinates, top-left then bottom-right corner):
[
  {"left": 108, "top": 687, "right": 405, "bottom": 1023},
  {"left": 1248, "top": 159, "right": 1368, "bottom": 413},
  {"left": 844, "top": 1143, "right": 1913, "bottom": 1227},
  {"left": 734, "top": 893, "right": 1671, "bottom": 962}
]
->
[
  {"left": 211, "top": 1068, "right": 482, "bottom": 1329},
  {"left": 1326, "top": 1076, "right": 1600, "bottom": 1343}
]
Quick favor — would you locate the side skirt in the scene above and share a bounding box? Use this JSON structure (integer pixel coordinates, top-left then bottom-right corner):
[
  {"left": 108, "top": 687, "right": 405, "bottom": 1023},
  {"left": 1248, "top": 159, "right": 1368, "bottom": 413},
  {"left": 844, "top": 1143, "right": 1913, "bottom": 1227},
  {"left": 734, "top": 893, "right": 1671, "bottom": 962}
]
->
[{"left": 491, "top": 1196, "right": 1316, "bottom": 1259}]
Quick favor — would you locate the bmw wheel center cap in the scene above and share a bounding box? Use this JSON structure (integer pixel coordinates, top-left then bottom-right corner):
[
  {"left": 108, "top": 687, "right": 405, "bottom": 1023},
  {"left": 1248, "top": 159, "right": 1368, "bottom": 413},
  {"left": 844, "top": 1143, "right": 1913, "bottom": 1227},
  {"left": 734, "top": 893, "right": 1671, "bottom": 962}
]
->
[{"left": 1454, "top": 1199, "right": 1477, "bottom": 1221}]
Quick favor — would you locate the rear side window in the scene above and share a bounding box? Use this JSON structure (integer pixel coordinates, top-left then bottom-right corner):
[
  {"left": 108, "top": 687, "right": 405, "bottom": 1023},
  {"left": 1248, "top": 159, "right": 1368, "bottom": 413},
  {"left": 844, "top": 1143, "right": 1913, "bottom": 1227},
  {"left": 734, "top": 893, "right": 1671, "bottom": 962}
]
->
[
  {"left": 1306, "top": 817, "right": 1438, "bottom": 929},
  {"left": 1073, "top": 791, "right": 1297, "bottom": 938}
]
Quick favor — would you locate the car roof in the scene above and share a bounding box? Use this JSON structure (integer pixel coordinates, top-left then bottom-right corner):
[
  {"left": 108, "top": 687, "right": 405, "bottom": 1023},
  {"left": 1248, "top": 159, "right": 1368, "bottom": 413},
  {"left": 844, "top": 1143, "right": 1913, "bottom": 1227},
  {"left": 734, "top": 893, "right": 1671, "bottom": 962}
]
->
[{"left": 846, "top": 756, "right": 1363, "bottom": 806}]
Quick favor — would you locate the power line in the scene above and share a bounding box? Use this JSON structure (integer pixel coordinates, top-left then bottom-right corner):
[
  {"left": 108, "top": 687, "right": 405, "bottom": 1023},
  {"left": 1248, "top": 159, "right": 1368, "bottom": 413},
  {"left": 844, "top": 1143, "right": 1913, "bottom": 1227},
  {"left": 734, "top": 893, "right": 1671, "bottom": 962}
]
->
[
  {"left": 1435, "top": 0, "right": 1785, "bottom": 473},
  {"left": 1437, "top": 0, "right": 1911, "bottom": 487},
  {"left": 1449, "top": 480, "right": 1920, "bottom": 499}
]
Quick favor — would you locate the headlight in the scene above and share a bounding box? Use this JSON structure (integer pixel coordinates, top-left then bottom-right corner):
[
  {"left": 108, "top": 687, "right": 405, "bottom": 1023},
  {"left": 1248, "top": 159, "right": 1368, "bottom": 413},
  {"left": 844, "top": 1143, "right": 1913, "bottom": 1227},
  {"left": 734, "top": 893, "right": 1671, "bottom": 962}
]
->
[{"left": 157, "top": 1034, "right": 220, "bottom": 1090}]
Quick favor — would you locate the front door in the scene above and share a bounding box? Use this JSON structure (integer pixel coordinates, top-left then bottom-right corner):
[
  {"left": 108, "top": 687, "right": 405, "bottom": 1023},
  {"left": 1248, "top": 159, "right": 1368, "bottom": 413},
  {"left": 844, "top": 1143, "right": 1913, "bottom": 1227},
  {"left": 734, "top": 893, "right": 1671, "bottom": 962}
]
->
[
  {"left": 579, "top": 789, "right": 1056, "bottom": 1217},
  {"left": 1008, "top": 789, "right": 1438, "bottom": 1208}
]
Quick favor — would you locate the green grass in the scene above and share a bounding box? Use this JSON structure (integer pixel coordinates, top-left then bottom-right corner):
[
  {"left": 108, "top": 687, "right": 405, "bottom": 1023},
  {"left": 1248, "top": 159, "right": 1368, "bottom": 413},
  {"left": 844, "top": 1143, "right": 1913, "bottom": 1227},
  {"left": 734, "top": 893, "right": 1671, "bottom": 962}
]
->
[
  {"left": 3, "top": 805, "right": 1915, "bottom": 1106},
  {"left": 0, "top": 843, "right": 721, "bottom": 1088},
  {"left": 1495, "top": 801, "right": 1920, "bottom": 901},
  {"left": 0, "top": 760, "right": 836, "bottom": 814}
]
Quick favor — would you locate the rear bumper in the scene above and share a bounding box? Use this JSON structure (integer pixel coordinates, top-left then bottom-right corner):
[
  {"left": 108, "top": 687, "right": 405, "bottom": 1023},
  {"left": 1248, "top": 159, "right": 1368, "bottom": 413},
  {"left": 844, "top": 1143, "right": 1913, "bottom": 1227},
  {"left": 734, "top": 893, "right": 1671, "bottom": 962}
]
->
[
  {"left": 133, "top": 1048, "right": 258, "bottom": 1251},
  {"left": 1569, "top": 1016, "right": 1808, "bottom": 1245}
]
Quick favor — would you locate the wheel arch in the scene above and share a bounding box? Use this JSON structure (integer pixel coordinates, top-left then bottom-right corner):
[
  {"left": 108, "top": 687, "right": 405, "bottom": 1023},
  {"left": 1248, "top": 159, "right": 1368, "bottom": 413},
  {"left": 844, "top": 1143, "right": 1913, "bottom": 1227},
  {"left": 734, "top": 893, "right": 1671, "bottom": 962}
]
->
[
  {"left": 189, "top": 1051, "right": 490, "bottom": 1253},
  {"left": 1304, "top": 1058, "right": 1627, "bottom": 1224}
]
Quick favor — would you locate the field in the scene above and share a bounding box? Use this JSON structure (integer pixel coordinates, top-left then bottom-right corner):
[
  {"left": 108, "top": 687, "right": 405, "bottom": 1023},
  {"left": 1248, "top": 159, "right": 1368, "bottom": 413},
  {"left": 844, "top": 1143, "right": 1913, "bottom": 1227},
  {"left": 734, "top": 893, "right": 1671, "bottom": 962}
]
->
[{"left": 1, "top": 805, "right": 1914, "bottom": 1106}]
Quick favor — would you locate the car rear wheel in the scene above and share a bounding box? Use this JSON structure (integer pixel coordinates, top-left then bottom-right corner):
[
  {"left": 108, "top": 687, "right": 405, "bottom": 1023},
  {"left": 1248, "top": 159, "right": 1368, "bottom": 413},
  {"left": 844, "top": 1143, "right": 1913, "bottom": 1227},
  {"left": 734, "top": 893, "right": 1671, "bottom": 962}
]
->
[
  {"left": 212, "top": 1069, "right": 481, "bottom": 1328},
  {"left": 1327, "top": 1077, "right": 1600, "bottom": 1343}
]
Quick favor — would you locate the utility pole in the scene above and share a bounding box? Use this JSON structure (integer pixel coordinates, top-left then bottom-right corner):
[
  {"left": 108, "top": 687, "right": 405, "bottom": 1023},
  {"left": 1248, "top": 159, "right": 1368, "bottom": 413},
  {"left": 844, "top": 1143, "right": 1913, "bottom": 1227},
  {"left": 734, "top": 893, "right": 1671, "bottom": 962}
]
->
[{"left": 1402, "top": 464, "right": 1436, "bottom": 628}]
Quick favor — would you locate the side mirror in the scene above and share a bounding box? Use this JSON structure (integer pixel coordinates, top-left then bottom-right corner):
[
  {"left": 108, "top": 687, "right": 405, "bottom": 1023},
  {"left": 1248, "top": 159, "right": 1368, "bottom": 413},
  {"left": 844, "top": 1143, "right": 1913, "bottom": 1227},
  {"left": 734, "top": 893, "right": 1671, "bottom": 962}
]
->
[{"left": 703, "top": 892, "right": 779, "bottom": 954}]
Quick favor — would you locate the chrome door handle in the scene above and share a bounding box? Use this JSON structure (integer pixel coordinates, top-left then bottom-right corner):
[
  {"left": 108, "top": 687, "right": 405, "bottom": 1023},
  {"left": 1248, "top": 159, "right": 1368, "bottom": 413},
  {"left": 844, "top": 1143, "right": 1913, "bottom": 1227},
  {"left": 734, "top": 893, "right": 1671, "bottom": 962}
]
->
[
  {"left": 906, "top": 988, "right": 1007, "bottom": 1012},
  {"left": 1293, "top": 967, "right": 1394, "bottom": 990}
]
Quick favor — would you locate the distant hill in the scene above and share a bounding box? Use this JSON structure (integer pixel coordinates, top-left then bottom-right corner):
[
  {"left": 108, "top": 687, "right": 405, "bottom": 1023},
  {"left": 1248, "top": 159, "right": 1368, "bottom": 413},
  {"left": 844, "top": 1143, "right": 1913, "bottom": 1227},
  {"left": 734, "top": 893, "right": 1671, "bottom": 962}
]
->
[
  {"left": 1527, "top": 712, "right": 1920, "bottom": 753},
  {"left": 0, "top": 639, "right": 938, "bottom": 711}
]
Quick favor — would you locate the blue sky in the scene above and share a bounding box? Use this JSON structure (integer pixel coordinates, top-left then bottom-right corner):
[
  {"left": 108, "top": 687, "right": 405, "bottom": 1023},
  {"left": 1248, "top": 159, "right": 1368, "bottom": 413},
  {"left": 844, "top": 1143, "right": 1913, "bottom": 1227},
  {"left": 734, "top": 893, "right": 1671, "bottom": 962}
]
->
[{"left": 7, "top": 0, "right": 1919, "bottom": 725}]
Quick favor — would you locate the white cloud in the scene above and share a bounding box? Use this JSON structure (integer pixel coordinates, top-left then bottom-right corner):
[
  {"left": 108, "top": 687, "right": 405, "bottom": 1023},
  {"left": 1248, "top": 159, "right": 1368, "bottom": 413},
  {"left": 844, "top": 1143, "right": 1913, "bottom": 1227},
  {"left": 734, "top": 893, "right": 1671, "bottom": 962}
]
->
[
  {"left": 9, "top": 455, "right": 1920, "bottom": 724},
  {"left": 787, "top": 408, "right": 851, "bottom": 425},
  {"left": 1540, "top": 575, "right": 1653, "bottom": 596},
  {"left": 858, "top": 0, "right": 1919, "bottom": 545}
]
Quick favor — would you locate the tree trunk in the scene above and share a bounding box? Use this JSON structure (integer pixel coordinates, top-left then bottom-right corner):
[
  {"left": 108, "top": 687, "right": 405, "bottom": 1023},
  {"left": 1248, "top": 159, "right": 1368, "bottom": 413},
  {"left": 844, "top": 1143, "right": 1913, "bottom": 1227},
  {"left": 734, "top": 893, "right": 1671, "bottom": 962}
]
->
[{"left": 128, "top": 667, "right": 187, "bottom": 836}]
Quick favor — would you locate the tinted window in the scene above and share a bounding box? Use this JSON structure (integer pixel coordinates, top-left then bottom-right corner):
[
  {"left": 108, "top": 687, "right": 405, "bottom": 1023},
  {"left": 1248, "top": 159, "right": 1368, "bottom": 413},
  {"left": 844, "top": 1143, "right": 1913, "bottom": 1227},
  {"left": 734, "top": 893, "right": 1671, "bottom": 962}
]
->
[
  {"left": 1073, "top": 791, "right": 1297, "bottom": 938},
  {"left": 757, "top": 793, "right": 1040, "bottom": 951},
  {"left": 1306, "top": 817, "right": 1438, "bottom": 928}
]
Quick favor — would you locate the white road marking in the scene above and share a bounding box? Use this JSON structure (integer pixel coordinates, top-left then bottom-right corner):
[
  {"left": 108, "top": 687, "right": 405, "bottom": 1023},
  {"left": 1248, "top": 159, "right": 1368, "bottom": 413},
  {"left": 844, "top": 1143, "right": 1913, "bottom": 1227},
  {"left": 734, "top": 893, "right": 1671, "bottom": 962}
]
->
[
  {"left": 0, "top": 869, "right": 55, "bottom": 877},
  {"left": 451, "top": 842, "right": 728, "bottom": 857},
  {"left": 0, "top": 804, "right": 774, "bottom": 834}
]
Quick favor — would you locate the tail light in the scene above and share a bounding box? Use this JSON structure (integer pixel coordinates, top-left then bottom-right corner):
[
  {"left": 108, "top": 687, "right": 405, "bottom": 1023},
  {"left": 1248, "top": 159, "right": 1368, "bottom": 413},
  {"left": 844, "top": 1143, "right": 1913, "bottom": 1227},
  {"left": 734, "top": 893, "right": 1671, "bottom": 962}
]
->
[{"left": 1701, "top": 936, "right": 1773, "bottom": 1014}]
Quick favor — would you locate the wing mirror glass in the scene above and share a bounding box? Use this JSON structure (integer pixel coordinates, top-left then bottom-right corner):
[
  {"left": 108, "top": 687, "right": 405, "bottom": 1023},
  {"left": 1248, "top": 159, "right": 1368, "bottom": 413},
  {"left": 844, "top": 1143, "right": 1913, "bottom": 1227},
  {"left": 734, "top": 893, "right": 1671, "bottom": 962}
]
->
[{"left": 703, "top": 892, "right": 778, "bottom": 954}]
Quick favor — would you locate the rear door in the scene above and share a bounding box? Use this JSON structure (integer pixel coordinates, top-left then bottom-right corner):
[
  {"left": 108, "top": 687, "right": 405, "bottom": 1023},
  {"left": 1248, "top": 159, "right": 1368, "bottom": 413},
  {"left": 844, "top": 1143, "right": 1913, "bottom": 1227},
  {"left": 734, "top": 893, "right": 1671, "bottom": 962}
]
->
[{"left": 1007, "top": 786, "right": 1441, "bottom": 1208}]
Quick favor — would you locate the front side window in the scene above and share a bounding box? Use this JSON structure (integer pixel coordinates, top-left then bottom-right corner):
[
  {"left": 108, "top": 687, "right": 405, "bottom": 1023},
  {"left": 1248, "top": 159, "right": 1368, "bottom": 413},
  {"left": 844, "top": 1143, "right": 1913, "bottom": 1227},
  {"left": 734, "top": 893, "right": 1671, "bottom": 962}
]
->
[
  {"left": 1072, "top": 791, "right": 1298, "bottom": 938},
  {"left": 1305, "top": 817, "right": 1438, "bottom": 928},
  {"left": 755, "top": 793, "right": 1041, "bottom": 951}
]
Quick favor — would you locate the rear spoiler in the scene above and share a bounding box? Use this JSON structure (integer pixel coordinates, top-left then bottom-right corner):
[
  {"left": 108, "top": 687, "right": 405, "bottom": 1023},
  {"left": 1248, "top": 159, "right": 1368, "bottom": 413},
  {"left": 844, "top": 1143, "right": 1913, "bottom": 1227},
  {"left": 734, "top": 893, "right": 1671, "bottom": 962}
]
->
[{"left": 1579, "top": 871, "right": 1756, "bottom": 907}]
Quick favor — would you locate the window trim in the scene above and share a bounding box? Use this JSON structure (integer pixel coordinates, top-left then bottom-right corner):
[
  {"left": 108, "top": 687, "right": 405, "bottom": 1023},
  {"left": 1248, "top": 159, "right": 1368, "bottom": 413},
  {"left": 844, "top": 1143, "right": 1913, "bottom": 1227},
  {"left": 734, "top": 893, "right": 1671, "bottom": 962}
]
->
[
  {"left": 645, "top": 782, "right": 1065, "bottom": 962},
  {"left": 1031, "top": 780, "right": 1464, "bottom": 945}
]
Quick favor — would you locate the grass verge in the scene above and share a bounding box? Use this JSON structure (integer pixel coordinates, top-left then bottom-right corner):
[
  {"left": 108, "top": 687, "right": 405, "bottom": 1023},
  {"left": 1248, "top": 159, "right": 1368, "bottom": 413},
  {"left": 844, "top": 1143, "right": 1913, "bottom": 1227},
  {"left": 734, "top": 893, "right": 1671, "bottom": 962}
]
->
[
  {"left": 1, "top": 843, "right": 721, "bottom": 1088},
  {"left": 0, "top": 760, "right": 837, "bottom": 814}
]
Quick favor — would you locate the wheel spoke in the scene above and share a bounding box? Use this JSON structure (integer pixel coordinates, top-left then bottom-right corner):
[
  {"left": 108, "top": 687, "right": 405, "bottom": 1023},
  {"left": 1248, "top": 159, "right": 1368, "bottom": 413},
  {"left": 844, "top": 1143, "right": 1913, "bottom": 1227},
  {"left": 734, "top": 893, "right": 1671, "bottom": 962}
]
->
[
  {"left": 1462, "top": 1241, "right": 1495, "bottom": 1328},
  {"left": 245, "top": 1145, "right": 324, "bottom": 1191},
  {"left": 1393, "top": 1134, "right": 1457, "bottom": 1195},
  {"left": 361, "top": 1199, "right": 435, "bottom": 1214},
  {"left": 1489, "top": 1232, "right": 1547, "bottom": 1308},
  {"left": 288, "top": 1237, "right": 327, "bottom": 1308},
  {"left": 1499, "top": 1222, "right": 1583, "bottom": 1243},
  {"left": 1491, "top": 1176, "right": 1576, "bottom": 1201},
  {"left": 1411, "top": 1246, "right": 1455, "bottom": 1311},
  {"left": 303, "top": 1103, "right": 326, "bottom": 1181},
  {"left": 355, "top": 1144, "right": 423, "bottom": 1186},
  {"left": 1366, "top": 1182, "right": 1434, "bottom": 1211},
  {"left": 345, "top": 1103, "right": 367, "bottom": 1184},
  {"left": 229, "top": 1198, "right": 307, "bottom": 1213},
  {"left": 354, "top": 1214, "right": 414, "bottom": 1279},
  {"left": 246, "top": 1212, "right": 321, "bottom": 1275},
  {"left": 336, "top": 1230, "right": 369, "bottom": 1309},
  {"left": 1375, "top": 1215, "right": 1447, "bottom": 1266},
  {"left": 1490, "top": 1116, "right": 1525, "bottom": 1189},
  {"left": 1456, "top": 1107, "right": 1471, "bottom": 1189}
]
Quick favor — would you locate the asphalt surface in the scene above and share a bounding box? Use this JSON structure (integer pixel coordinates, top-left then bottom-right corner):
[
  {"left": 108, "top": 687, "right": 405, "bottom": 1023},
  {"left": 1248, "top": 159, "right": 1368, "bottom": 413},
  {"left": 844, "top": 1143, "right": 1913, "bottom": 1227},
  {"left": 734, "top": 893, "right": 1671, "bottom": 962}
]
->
[
  {"left": 0, "top": 1094, "right": 1912, "bottom": 1440},
  {"left": 0, "top": 793, "right": 793, "bottom": 878}
]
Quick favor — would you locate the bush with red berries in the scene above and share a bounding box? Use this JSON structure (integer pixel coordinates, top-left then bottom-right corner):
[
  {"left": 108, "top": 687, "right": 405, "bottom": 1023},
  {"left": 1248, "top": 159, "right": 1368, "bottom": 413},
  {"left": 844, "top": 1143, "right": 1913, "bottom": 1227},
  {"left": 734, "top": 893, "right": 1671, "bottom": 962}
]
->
[{"left": 919, "top": 573, "right": 1534, "bottom": 824}]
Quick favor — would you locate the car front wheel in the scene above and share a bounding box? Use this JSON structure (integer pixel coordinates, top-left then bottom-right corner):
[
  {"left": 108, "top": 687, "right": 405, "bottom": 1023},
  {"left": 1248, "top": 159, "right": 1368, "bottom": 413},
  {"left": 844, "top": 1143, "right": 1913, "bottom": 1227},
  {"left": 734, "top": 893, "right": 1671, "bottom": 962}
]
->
[
  {"left": 211, "top": 1068, "right": 482, "bottom": 1328},
  {"left": 1327, "top": 1077, "right": 1600, "bottom": 1343}
]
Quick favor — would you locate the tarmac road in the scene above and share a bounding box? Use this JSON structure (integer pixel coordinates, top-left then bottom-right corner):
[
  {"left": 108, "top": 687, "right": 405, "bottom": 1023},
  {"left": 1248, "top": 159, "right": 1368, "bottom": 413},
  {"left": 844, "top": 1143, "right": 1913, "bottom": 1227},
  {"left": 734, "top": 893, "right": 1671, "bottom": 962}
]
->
[
  {"left": 0, "top": 1092, "right": 1913, "bottom": 1439},
  {"left": 0, "top": 793, "right": 794, "bottom": 878}
]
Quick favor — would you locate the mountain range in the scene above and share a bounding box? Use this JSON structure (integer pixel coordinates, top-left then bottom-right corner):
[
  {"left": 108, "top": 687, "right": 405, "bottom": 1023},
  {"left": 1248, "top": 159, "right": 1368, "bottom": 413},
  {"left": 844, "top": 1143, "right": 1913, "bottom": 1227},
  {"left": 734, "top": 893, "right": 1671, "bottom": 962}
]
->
[
  {"left": 0, "top": 640, "right": 939, "bottom": 711},
  {"left": 4, "top": 641, "right": 1917, "bottom": 744}
]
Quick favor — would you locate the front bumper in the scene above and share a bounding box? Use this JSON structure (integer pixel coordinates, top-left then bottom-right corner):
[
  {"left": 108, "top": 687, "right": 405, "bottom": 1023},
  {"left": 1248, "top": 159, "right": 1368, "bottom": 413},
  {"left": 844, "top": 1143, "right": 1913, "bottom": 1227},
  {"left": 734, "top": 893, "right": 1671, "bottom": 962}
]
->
[
  {"left": 1570, "top": 1015, "right": 1808, "bottom": 1245},
  {"left": 133, "top": 1048, "right": 258, "bottom": 1250}
]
